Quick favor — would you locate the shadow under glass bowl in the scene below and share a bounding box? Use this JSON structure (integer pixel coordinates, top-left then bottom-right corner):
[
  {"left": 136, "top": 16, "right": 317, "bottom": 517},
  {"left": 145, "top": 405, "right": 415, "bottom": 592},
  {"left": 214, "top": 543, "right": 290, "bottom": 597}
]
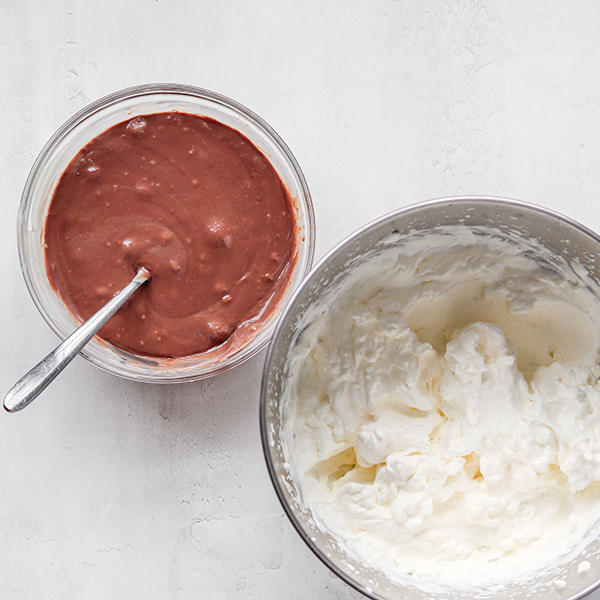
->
[
  {"left": 19, "top": 83, "right": 315, "bottom": 383},
  {"left": 261, "top": 196, "right": 600, "bottom": 600}
]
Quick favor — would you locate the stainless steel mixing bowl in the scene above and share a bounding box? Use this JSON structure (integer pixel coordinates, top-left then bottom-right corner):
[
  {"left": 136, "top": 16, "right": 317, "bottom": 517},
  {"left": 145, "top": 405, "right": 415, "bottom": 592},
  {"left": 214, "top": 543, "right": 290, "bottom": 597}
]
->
[{"left": 260, "top": 196, "right": 600, "bottom": 600}]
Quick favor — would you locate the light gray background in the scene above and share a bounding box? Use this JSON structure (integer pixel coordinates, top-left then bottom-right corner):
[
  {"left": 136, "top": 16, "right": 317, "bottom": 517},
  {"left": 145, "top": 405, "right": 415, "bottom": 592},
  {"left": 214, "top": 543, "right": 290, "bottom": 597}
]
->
[{"left": 3, "top": 1, "right": 600, "bottom": 598}]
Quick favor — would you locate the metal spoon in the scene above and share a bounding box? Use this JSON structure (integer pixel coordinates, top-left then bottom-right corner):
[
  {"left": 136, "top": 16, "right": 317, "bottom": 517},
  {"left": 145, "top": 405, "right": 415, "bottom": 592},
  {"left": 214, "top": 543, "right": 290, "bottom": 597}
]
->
[{"left": 4, "top": 268, "right": 151, "bottom": 413}]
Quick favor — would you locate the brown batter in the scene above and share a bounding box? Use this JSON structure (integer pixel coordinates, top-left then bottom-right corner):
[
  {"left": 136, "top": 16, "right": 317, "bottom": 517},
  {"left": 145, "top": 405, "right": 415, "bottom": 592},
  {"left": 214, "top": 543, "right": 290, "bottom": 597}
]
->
[{"left": 44, "top": 112, "right": 297, "bottom": 358}]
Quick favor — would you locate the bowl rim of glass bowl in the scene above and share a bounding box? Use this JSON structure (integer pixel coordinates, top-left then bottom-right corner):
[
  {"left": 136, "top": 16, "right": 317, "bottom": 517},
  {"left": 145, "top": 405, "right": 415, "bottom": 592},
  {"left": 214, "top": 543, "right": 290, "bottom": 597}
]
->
[
  {"left": 260, "top": 195, "right": 600, "bottom": 600},
  {"left": 18, "top": 82, "right": 315, "bottom": 383}
]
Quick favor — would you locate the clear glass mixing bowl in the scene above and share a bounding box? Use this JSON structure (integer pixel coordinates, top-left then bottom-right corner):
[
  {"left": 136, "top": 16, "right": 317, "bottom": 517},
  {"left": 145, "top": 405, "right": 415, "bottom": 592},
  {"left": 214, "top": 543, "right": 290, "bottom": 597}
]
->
[{"left": 19, "top": 83, "right": 315, "bottom": 382}]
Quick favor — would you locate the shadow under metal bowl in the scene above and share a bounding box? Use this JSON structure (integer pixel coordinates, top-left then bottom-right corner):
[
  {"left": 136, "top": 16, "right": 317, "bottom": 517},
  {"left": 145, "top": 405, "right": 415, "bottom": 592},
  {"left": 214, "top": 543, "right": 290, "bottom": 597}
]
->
[{"left": 260, "top": 196, "right": 600, "bottom": 600}]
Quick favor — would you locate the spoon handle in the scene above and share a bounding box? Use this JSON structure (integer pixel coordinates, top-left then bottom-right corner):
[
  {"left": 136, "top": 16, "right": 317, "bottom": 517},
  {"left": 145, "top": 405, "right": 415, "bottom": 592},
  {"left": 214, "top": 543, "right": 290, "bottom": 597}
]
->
[{"left": 4, "top": 268, "right": 151, "bottom": 413}]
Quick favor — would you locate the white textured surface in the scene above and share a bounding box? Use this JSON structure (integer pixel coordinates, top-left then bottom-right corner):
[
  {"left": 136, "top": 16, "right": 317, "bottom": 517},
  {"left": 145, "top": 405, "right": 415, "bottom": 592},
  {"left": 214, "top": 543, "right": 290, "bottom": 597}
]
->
[{"left": 2, "top": 1, "right": 600, "bottom": 598}]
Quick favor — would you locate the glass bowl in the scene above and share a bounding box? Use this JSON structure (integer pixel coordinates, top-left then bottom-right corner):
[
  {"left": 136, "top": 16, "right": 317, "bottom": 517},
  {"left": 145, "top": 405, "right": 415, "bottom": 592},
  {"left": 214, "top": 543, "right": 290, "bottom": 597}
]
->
[
  {"left": 261, "top": 197, "right": 600, "bottom": 600},
  {"left": 19, "top": 83, "right": 315, "bottom": 383}
]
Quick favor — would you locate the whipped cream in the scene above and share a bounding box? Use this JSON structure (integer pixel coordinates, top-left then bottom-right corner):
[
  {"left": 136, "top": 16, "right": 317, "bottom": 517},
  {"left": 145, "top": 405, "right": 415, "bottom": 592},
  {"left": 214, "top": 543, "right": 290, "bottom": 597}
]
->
[{"left": 283, "top": 226, "right": 600, "bottom": 587}]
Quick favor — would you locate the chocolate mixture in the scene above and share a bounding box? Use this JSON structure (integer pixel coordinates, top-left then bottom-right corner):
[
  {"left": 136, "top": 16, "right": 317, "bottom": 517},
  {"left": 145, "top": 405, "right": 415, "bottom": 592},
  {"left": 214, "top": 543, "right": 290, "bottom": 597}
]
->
[{"left": 44, "top": 112, "right": 296, "bottom": 358}]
